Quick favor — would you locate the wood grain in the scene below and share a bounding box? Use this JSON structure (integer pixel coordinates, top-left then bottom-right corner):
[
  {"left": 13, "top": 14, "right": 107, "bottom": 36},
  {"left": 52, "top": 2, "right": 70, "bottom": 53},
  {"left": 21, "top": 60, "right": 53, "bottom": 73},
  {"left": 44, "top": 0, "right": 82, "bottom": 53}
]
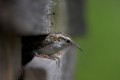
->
[
  {"left": 24, "top": 47, "right": 75, "bottom": 80},
  {"left": 0, "top": 0, "right": 56, "bottom": 35},
  {"left": 0, "top": 34, "right": 21, "bottom": 80}
]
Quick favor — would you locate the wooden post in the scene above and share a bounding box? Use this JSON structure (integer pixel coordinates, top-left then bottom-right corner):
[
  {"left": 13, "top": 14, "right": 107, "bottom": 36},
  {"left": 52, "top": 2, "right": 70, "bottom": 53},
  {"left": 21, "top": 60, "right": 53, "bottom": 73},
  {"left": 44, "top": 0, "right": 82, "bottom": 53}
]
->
[
  {"left": 0, "top": 0, "right": 55, "bottom": 80},
  {"left": 0, "top": 0, "right": 55, "bottom": 35},
  {"left": 24, "top": 48, "right": 75, "bottom": 80},
  {"left": 0, "top": 33, "right": 21, "bottom": 80},
  {"left": 66, "top": 0, "right": 86, "bottom": 36},
  {"left": 0, "top": 0, "right": 76, "bottom": 80}
]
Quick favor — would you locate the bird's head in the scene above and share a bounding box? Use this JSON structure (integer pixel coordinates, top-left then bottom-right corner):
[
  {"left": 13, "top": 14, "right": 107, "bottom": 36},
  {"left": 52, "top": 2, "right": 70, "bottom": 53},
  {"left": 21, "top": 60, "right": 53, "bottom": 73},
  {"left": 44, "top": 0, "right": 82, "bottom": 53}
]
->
[{"left": 53, "top": 32, "right": 83, "bottom": 51}]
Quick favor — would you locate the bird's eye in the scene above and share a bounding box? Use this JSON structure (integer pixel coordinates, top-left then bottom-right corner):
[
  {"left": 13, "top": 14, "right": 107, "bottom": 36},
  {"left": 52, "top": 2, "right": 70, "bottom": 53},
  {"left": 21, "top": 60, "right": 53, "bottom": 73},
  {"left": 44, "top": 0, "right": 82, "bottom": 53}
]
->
[
  {"left": 58, "top": 39, "right": 61, "bottom": 41},
  {"left": 66, "top": 40, "right": 70, "bottom": 43}
]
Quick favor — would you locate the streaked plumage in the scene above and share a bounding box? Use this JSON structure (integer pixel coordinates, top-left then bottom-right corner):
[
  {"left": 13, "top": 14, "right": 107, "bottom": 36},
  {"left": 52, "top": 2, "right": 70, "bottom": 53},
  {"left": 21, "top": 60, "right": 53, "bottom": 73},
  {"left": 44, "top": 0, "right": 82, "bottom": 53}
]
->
[
  {"left": 22, "top": 32, "right": 82, "bottom": 65},
  {"left": 33, "top": 32, "right": 82, "bottom": 55}
]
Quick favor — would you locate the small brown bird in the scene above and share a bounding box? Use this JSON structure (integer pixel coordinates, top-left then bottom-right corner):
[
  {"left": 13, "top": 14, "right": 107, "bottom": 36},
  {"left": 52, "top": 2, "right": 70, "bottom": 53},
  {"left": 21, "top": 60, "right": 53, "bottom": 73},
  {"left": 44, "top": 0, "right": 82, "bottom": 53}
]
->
[
  {"left": 33, "top": 32, "right": 82, "bottom": 59},
  {"left": 21, "top": 32, "right": 82, "bottom": 80}
]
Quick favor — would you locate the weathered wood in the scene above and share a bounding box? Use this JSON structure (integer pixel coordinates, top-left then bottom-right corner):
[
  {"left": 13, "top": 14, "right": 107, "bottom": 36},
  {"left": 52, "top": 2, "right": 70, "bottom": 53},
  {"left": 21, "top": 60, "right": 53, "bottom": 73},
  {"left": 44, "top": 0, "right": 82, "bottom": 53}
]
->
[
  {"left": 52, "top": 0, "right": 68, "bottom": 33},
  {"left": 0, "top": 0, "right": 56, "bottom": 79},
  {"left": 66, "top": 0, "right": 85, "bottom": 36},
  {"left": 61, "top": 47, "right": 76, "bottom": 80},
  {"left": 0, "top": 0, "right": 56, "bottom": 35},
  {"left": 0, "top": 33, "right": 21, "bottom": 80},
  {"left": 24, "top": 47, "right": 75, "bottom": 80},
  {"left": 0, "top": 0, "right": 77, "bottom": 80}
]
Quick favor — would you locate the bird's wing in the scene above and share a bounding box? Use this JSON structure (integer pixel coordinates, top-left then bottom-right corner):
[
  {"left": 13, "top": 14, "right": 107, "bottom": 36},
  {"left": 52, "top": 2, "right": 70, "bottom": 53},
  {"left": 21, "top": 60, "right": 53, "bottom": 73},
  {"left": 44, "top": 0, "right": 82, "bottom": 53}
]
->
[
  {"left": 34, "top": 42, "right": 57, "bottom": 55},
  {"left": 41, "top": 33, "right": 58, "bottom": 47}
]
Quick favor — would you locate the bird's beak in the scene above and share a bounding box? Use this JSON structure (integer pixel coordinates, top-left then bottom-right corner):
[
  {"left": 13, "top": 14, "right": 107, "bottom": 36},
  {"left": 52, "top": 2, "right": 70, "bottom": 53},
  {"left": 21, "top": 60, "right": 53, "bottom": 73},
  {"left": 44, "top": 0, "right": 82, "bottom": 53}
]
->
[
  {"left": 74, "top": 43, "right": 83, "bottom": 52},
  {"left": 71, "top": 40, "right": 83, "bottom": 52}
]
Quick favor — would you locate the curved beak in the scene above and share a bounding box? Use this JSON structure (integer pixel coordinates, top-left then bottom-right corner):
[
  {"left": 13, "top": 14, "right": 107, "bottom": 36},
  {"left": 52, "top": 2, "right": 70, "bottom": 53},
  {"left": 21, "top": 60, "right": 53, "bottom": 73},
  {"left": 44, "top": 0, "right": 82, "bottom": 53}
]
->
[
  {"left": 71, "top": 40, "right": 83, "bottom": 52},
  {"left": 74, "top": 42, "right": 83, "bottom": 52}
]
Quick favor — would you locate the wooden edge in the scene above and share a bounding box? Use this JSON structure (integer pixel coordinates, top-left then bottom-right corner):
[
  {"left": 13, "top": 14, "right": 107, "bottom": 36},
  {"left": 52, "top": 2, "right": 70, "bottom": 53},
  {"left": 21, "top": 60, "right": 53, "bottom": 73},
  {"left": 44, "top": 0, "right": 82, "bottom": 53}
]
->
[{"left": 24, "top": 47, "right": 75, "bottom": 80}]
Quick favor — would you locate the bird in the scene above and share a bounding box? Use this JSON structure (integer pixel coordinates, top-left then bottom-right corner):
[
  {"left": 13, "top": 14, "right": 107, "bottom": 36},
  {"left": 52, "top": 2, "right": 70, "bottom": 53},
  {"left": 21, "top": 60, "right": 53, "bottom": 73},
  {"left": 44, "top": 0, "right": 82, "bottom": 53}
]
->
[
  {"left": 22, "top": 35, "right": 48, "bottom": 66},
  {"left": 22, "top": 32, "right": 82, "bottom": 66},
  {"left": 20, "top": 32, "right": 82, "bottom": 80},
  {"left": 32, "top": 32, "right": 82, "bottom": 59}
]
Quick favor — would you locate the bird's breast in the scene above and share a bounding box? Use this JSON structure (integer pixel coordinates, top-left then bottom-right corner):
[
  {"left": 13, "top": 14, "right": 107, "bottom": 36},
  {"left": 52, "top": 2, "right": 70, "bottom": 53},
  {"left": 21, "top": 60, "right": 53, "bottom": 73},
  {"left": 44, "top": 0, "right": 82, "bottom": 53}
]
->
[{"left": 36, "top": 43, "right": 63, "bottom": 55}]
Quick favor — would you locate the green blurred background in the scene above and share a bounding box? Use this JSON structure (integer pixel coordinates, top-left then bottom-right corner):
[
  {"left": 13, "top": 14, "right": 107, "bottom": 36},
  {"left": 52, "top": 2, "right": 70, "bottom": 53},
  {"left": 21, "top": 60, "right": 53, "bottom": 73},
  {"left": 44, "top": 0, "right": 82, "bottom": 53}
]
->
[{"left": 75, "top": 0, "right": 120, "bottom": 80}]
